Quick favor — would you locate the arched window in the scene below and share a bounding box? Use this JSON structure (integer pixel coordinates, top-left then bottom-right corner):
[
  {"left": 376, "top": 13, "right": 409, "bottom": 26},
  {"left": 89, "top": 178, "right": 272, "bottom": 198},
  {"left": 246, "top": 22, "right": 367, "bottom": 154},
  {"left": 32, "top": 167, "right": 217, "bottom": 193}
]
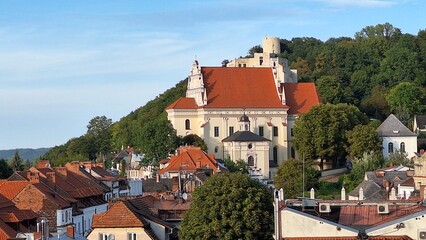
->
[
  {"left": 273, "top": 147, "right": 278, "bottom": 164},
  {"left": 388, "top": 142, "right": 394, "bottom": 153},
  {"left": 291, "top": 147, "right": 296, "bottom": 159},
  {"left": 214, "top": 146, "right": 218, "bottom": 153},
  {"left": 248, "top": 156, "right": 254, "bottom": 166},
  {"left": 400, "top": 142, "right": 405, "bottom": 152},
  {"left": 185, "top": 119, "right": 190, "bottom": 130}
]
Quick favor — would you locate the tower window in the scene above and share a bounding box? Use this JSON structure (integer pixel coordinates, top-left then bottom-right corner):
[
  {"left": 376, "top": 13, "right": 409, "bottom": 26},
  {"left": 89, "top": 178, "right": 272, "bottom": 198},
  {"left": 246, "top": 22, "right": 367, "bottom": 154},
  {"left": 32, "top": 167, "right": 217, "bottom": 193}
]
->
[
  {"left": 291, "top": 147, "right": 296, "bottom": 159},
  {"left": 273, "top": 126, "right": 278, "bottom": 137},
  {"left": 185, "top": 119, "right": 190, "bottom": 130},
  {"left": 291, "top": 128, "right": 294, "bottom": 137},
  {"left": 214, "top": 126, "right": 219, "bottom": 137}
]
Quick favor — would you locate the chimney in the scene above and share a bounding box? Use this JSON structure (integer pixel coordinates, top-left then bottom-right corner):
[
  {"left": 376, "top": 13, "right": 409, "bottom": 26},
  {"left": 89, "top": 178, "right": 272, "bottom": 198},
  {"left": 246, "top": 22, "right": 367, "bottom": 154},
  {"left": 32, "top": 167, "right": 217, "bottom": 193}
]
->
[
  {"left": 389, "top": 187, "right": 397, "bottom": 200},
  {"left": 46, "top": 172, "right": 56, "bottom": 189},
  {"left": 341, "top": 187, "right": 346, "bottom": 201},
  {"left": 27, "top": 171, "right": 40, "bottom": 183},
  {"left": 55, "top": 167, "right": 68, "bottom": 178},
  {"left": 66, "top": 225, "right": 75, "bottom": 239},
  {"left": 375, "top": 170, "right": 385, "bottom": 177},
  {"left": 83, "top": 161, "right": 92, "bottom": 170},
  {"left": 37, "top": 160, "right": 51, "bottom": 169},
  {"left": 65, "top": 161, "right": 80, "bottom": 173},
  {"left": 383, "top": 179, "right": 390, "bottom": 191},
  {"left": 359, "top": 187, "right": 364, "bottom": 200},
  {"left": 156, "top": 174, "right": 160, "bottom": 183},
  {"left": 310, "top": 188, "right": 315, "bottom": 199}
]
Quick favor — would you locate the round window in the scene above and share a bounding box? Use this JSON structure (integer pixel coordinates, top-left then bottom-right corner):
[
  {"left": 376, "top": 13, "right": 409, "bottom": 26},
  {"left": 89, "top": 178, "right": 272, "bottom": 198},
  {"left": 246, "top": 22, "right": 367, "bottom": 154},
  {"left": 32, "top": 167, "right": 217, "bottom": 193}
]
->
[{"left": 248, "top": 143, "right": 253, "bottom": 149}]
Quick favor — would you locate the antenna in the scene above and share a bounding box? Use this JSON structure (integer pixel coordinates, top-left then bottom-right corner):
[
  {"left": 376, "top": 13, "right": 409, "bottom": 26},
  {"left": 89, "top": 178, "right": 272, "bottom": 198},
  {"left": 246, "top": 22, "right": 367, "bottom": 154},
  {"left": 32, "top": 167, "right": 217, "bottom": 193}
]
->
[{"left": 302, "top": 153, "right": 305, "bottom": 198}]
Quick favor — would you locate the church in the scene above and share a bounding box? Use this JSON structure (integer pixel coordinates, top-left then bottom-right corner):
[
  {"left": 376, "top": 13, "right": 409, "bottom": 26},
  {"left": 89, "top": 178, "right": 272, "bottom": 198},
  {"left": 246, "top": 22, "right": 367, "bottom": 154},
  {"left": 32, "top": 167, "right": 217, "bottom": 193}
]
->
[{"left": 166, "top": 37, "right": 320, "bottom": 179}]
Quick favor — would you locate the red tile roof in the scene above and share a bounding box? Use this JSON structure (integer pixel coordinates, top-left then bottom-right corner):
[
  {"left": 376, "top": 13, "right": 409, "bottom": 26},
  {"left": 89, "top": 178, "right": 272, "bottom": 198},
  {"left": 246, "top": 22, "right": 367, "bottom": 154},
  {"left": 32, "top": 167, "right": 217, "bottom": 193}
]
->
[
  {"left": 338, "top": 204, "right": 426, "bottom": 227},
  {"left": 0, "top": 181, "right": 29, "bottom": 200},
  {"left": 283, "top": 83, "right": 321, "bottom": 114},
  {"left": 0, "top": 219, "right": 17, "bottom": 240},
  {"left": 166, "top": 97, "right": 197, "bottom": 110},
  {"left": 159, "top": 146, "right": 219, "bottom": 175},
  {"left": 203, "top": 67, "right": 286, "bottom": 109},
  {"left": 92, "top": 201, "right": 146, "bottom": 228},
  {"left": 283, "top": 237, "right": 412, "bottom": 240}
]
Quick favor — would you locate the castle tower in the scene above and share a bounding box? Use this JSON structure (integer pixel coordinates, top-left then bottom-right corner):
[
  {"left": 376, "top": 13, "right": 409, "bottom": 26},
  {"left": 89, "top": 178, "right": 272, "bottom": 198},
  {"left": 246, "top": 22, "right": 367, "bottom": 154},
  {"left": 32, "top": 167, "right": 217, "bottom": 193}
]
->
[{"left": 262, "top": 36, "right": 281, "bottom": 55}]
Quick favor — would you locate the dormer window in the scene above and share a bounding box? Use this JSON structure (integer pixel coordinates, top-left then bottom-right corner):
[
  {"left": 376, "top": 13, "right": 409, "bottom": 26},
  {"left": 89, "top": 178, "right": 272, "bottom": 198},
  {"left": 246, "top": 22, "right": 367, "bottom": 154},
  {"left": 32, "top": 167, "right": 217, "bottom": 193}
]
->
[{"left": 393, "top": 130, "right": 399, "bottom": 134}]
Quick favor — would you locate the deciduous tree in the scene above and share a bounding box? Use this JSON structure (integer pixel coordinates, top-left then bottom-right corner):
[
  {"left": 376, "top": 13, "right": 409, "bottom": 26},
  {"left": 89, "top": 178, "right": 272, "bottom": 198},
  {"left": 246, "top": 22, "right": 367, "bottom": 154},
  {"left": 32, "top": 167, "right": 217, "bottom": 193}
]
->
[
  {"left": 346, "top": 125, "right": 382, "bottom": 160},
  {"left": 180, "top": 173, "right": 273, "bottom": 240}
]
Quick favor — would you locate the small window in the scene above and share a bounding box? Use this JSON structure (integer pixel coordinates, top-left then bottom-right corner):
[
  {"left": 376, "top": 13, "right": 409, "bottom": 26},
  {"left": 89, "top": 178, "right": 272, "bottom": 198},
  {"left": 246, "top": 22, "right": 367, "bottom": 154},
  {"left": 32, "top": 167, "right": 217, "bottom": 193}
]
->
[
  {"left": 248, "top": 156, "right": 254, "bottom": 166},
  {"left": 291, "top": 128, "right": 294, "bottom": 137},
  {"left": 273, "top": 147, "right": 278, "bottom": 164},
  {"left": 214, "top": 126, "right": 219, "bottom": 137},
  {"left": 214, "top": 146, "right": 218, "bottom": 153},
  {"left": 273, "top": 126, "right": 278, "bottom": 137},
  {"left": 185, "top": 119, "right": 190, "bottom": 130},
  {"left": 400, "top": 142, "right": 405, "bottom": 152},
  {"left": 229, "top": 126, "right": 234, "bottom": 136},
  {"left": 259, "top": 57, "right": 263, "bottom": 66},
  {"left": 248, "top": 143, "right": 253, "bottom": 149},
  {"left": 291, "top": 147, "right": 296, "bottom": 159},
  {"left": 388, "top": 142, "right": 394, "bottom": 153},
  {"left": 128, "top": 233, "right": 137, "bottom": 240},
  {"left": 259, "top": 126, "right": 264, "bottom": 137}
]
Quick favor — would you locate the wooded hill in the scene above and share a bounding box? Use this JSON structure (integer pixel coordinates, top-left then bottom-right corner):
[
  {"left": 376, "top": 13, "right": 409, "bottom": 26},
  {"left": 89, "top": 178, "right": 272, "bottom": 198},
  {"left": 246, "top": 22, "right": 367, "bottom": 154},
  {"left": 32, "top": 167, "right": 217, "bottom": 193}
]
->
[{"left": 42, "top": 23, "right": 426, "bottom": 166}]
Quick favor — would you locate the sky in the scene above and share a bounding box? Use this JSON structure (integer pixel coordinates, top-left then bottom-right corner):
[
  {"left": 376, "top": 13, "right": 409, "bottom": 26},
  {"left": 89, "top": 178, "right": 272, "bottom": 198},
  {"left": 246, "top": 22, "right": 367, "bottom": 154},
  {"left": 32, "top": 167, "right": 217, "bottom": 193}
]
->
[{"left": 0, "top": 0, "right": 425, "bottom": 150}]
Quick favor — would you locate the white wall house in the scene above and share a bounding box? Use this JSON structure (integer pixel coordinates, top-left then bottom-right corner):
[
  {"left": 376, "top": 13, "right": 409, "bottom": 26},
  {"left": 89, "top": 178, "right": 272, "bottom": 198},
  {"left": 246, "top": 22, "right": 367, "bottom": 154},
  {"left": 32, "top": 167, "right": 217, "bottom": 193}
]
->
[{"left": 377, "top": 114, "right": 417, "bottom": 159}]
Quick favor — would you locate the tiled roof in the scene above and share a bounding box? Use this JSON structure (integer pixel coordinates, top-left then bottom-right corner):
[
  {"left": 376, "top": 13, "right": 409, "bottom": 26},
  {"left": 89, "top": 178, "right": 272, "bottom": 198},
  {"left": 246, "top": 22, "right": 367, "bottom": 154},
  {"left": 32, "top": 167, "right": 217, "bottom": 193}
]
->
[
  {"left": 92, "top": 201, "right": 146, "bottom": 228},
  {"left": 141, "top": 179, "right": 173, "bottom": 193},
  {"left": 0, "top": 210, "right": 37, "bottom": 223},
  {"left": 283, "top": 83, "right": 321, "bottom": 114},
  {"left": 166, "top": 97, "right": 197, "bottom": 110},
  {"left": 348, "top": 180, "right": 383, "bottom": 199},
  {"left": 159, "top": 146, "right": 219, "bottom": 175},
  {"left": 0, "top": 181, "right": 29, "bottom": 200},
  {"left": 202, "top": 67, "right": 286, "bottom": 109},
  {"left": 338, "top": 204, "right": 426, "bottom": 227},
  {"left": 0, "top": 219, "right": 17, "bottom": 240},
  {"left": 222, "top": 130, "right": 270, "bottom": 142},
  {"left": 377, "top": 114, "right": 416, "bottom": 137}
]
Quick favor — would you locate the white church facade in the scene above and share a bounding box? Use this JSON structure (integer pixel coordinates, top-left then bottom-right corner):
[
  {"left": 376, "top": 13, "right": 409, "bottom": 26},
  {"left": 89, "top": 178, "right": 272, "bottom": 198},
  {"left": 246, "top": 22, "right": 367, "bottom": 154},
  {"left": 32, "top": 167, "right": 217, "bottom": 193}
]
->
[{"left": 166, "top": 37, "right": 320, "bottom": 179}]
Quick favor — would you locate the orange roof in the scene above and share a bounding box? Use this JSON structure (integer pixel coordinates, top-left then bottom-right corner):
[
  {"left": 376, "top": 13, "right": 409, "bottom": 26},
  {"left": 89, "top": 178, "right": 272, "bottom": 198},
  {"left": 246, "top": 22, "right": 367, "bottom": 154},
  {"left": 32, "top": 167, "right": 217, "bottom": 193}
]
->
[
  {"left": 283, "top": 83, "right": 321, "bottom": 114},
  {"left": 0, "top": 219, "right": 17, "bottom": 240},
  {"left": 283, "top": 237, "right": 412, "bottom": 240},
  {"left": 92, "top": 201, "right": 146, "bottom": 228},
  {"left": 203, "top": 67, "right": 286, "bottom": 109},
  {"left": 339, "top": 204, "right": 426, "bottom": 226},
  {"left": 159, "top": 146, "right": 218, "bottom": 175},
  {"left": 166, "top": 97, "right": 197, "bottom": 110},
  {"left": 0, "top": 181, "right": 29, "bottom": 200}
]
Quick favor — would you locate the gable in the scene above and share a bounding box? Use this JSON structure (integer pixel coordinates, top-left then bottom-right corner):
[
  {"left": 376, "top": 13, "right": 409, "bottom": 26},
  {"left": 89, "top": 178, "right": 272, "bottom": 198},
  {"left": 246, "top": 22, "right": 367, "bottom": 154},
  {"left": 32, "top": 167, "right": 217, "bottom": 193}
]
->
[{"left": 377, "top": 114, "right": 416, "bottom": 137}]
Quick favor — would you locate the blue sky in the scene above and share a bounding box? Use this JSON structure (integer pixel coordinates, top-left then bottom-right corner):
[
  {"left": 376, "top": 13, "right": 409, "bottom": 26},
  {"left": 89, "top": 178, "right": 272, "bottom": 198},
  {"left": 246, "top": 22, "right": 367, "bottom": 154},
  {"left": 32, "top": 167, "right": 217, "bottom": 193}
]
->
[{"left": 0, "top": 0, "right": 425, "bottom": 150}]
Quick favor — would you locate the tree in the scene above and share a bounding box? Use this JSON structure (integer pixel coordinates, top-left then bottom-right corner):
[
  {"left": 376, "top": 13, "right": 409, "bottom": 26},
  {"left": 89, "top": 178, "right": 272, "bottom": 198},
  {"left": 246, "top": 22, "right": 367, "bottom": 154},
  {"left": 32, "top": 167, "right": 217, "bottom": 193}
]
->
[
  {"left": 138, "top": 119, "right": 178, "bottom": 164},
  {"left": 386, "top": 82, "right": 426, "bottom": 120},
  {"left": 0, "top": 159, "right": 13, "bottom": 179},
  {"left": 274, "top": 159, "right": 321, "bottom": 199},
  {"left": 223, "top": 158, "right": 249, "bottom": 174},
  {"left": 355, "top": 23, "right": 401, "bottom": 40},
  {"left": 9, "top": 150, "right": 24, "bottom": 172},
  {"left": 180, "top": 173, "right": 273, "bottom": 240},
  {"left": 87, "top": 115, "right": 113, "bottom": 154},
  {"left": 360, "top": 86, "right": 390, "bottom": 120},
  {"left": 316, "top": 75, "right": 344, "bottom": 104},
  {"left": 293, "top": 104, "right": 369, "bottom": 168},
  {"left": 247, "top": 45, "right": 263, "bottom": 57},
  {"left": 346, "top": 125, "right": 382, "bottom": 160},
  {"left": 180, "top": 134, "right": 208, "bottom": 151}
]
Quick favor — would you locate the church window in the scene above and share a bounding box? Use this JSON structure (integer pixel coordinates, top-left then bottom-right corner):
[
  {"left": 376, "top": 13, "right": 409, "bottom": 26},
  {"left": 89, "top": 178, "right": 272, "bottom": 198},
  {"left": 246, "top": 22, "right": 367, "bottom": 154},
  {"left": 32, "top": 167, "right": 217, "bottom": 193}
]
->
[
  {"left": 214, "top": 126, "right": 219, "bottom": 137},
  {"left": 248, "top": 143, "right": 253, "bottom": 149},
  {"left": 400, "top": 142, "right": 405, "bottom": 152},
  {"left": 273, "top": 126, "right": 278, "bottom": 137},
  {"left": 185, "top": 119, "right": 190, "bottom": 130},
  {"left": 273, "top": 147, "right": 278, "bottom": 164},
  {"left": 259, "top": 126, "right": 264, "bottom": 136},
  {"left": 229, "top": 126, "right": 234, "bottom": 136},
  {"left": 248, "top": 156, "right": 254, "bottom": 166},
  {"left": 388, "top": 142, "right": 394, "bottom": 153}
]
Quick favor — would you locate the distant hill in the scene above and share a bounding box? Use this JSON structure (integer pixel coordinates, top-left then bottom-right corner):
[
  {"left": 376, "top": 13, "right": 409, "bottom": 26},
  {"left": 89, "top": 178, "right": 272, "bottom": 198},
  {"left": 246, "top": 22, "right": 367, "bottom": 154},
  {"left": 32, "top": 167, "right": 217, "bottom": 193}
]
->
[{"left": 0, "top": 148, "right": 51, "bottom": 162}]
